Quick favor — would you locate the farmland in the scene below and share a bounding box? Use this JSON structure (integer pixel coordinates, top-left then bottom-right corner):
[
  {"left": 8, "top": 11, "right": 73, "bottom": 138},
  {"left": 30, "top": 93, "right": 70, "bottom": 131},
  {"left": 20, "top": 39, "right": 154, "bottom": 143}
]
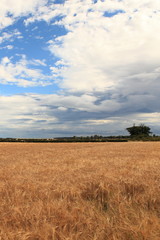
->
[{"left": 0, "top": 142, "right": 160, "bottom": 240}]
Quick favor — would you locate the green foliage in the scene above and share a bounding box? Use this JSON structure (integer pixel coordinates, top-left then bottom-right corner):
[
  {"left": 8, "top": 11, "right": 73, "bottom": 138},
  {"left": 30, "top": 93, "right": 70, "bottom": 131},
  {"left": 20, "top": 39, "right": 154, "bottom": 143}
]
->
[{"left": 126, "top": 124, "right": 151, "bottom": 138}]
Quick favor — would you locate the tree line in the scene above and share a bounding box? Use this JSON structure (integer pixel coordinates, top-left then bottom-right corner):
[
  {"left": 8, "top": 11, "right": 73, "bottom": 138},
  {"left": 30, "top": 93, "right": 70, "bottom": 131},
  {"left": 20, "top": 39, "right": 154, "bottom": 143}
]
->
[{"left": 0, "top": 124, "right": 159, "bottom": 142}]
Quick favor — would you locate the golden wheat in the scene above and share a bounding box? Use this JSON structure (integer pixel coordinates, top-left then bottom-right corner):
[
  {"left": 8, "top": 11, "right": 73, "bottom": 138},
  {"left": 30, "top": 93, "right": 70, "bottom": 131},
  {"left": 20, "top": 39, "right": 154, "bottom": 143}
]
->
[{"left": 0, "top": 142, "right": 160, "bottom": 240}]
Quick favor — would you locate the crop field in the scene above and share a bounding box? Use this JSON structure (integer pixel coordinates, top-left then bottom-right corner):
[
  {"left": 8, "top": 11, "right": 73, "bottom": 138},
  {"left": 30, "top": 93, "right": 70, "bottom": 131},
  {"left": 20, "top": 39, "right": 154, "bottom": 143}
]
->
[{"left": 0, "top": 142, "right": 160, "bottom": 240}]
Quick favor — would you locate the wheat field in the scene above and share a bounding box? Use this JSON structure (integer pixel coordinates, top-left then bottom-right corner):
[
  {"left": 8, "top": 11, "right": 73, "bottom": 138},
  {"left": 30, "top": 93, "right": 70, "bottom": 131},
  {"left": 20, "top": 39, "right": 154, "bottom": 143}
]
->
[{"left": 0, "top": 142, "right": 160, "bottom": 240}]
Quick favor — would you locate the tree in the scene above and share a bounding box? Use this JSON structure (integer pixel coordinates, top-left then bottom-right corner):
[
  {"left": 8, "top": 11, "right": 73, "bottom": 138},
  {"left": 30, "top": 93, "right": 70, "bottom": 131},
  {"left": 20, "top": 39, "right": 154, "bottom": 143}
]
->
[{"left": 126, "top": 124, "right": 151, "bottom": 137}]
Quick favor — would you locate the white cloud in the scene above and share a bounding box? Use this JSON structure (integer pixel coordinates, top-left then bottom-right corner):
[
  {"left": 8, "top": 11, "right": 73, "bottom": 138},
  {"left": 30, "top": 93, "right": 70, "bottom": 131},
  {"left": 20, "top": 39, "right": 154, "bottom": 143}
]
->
[
  {"left": 29, "top": 59, "right": 47, "bottom": 67},
  {"left": 2, "top": 0, "right": 160, "bottom": 94},
  {"left": 0, "top": 30, "right": 21, "bottom": 44},
  {"left": 0, "top": 94, "right": 57, "bottom": 133},
  {"left": 0, "top": 0, "right": 47, "bottom": 29},
  {"left": 4, "top": 45, "right": 14, "bottom": 50},
  {"left": 45, "top": 0, "right": 160, "bottom": 93},
  {"left": 0, "top": 55, "right": 51, "bottom": 87},
  {"left": 134, "top": 112, "right": 160, "bottom": 124}
]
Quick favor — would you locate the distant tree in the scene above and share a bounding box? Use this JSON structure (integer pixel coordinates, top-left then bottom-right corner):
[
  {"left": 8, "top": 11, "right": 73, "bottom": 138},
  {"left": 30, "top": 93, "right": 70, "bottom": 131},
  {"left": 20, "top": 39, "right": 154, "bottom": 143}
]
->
[{"left": 126, "top": 124, "right": 151, "bottom": 137}]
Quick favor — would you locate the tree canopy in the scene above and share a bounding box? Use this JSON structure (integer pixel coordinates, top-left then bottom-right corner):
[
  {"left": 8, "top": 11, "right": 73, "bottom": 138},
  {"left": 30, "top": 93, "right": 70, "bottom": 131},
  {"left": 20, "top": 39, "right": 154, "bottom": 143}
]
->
[{"left": 126, "top": 124, "right": 151, "bottom": 137}]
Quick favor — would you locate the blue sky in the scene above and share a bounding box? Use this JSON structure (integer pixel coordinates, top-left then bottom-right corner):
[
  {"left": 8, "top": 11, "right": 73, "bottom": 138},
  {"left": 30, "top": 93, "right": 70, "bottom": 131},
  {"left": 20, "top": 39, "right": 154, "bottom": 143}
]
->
[{"left": 0, "top": 0, "right": 160, "bottom": 138}]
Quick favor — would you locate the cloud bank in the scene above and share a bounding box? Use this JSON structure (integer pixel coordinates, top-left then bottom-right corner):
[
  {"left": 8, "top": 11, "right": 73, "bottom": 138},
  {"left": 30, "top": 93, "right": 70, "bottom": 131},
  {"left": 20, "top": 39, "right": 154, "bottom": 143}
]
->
[{"left": 0, "top": 93, "right": 160, "bottom": 138}]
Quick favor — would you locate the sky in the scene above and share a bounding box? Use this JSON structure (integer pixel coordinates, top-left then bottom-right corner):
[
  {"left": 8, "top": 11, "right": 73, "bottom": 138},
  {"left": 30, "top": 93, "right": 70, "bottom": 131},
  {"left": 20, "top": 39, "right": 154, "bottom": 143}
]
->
[{"left": 0, "top": 0, "right": 160, "bottom": 138}]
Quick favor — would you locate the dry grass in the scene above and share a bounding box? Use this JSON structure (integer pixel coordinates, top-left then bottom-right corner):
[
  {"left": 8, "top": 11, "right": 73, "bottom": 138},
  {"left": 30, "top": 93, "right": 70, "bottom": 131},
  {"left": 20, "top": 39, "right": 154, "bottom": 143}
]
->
[{"left": 0, "top": 142, "right": 160, "bottom": 240}]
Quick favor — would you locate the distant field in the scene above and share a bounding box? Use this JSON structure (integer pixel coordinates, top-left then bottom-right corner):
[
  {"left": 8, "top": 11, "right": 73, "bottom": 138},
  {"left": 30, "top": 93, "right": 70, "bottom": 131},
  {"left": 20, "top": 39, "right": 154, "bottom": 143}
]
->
[{"left": 0, "top": 142, "right": 160, "bottom": 240}]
